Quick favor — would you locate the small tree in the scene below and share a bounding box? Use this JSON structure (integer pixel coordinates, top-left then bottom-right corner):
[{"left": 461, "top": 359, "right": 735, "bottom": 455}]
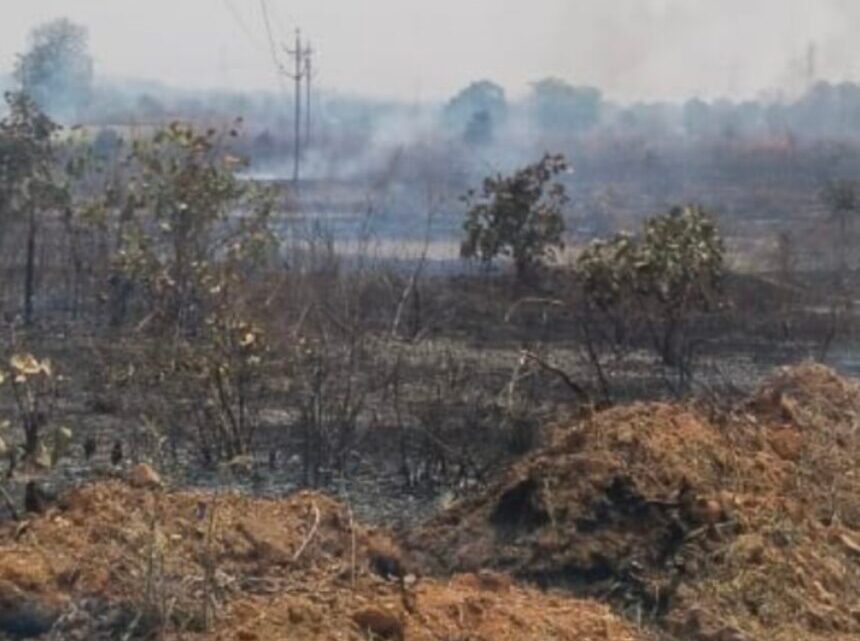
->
[
  {"left": 114, "top": 120, "right": 275, "bottom": 336},
  {"left": 0, "top": 92, "right": 66, "bottom": 325},
  {"left": 575, "top": 232, "right": 642, "bottom": 399},
  {"left": 444, "top": 80, "right": 507, "bottom": 145},
  {"left": 106, "top": 121, "right": 278, "bottom": 461},
  {"left": 14, "top": 18, "right": 93, "bottom": 119},
  {"left": 461, "top": 153, "right": 568, "bottom": 280},
  {"left": 0, "top": 352, "right": 65, "bottom": 463},
  {"left": 821, "top": 179, "right": 859, "bottom": 290},
  {"left": 576, "top": 204, "right": 724, "bottom": 381},
  {"left": 530, "top": 78, "right": 602, "bottom": 134},
  {"left": 637, "top": 204, "right": 724, "bottom": 367}
]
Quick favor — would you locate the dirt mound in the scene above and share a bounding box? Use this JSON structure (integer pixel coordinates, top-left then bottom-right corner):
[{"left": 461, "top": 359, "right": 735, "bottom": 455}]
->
[
  {"left": 746, "top": 361, "right": 860, "bottom": 528},
  {"left": 0, "top": 481, "right": 651, "bottom": 641},
  {"left": 749, "top": 360, "right": 860, "bottom": 429},
  {"left": 408, "top": 364, "right": 860, "bottom": 641},
  {"left": 192, "top": 572, "right": 648, "bottom": 641}
]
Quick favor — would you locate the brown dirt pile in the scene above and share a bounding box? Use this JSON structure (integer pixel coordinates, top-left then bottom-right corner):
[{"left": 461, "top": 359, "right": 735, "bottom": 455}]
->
[
  {"left": 193, "top": 572, "right": 647, "bottom": 641},
  {"left": 0, "top": 481, "right": 651, "bottom": 641},
  {"left": 408, "top": 362, "right": 860, "bottom": 641}
]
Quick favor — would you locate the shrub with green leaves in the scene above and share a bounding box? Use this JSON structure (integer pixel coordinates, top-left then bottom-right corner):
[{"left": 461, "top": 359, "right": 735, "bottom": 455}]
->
[
  {"left": 576, "top": 204, "right": 724, "bottom": 369},
  {"left": 461, "top": 153, "right": 568, "bottom": 280},
  {"left": 0, "top": 91, "right": 69, "bottom": 324},
  {"left": 112, "top": 120, "right": 276, "bottom": 335},
  {"left": 0, "top": 352, "right": 68, "bottom": 464},
  {"left": 638, "top": 205, "right": 724, "bottom": 361},
  {"left": 101, "top": 121, "right": 278, "bottom": 461}
]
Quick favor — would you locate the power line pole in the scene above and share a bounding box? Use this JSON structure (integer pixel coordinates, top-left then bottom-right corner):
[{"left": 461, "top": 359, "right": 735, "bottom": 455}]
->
[
  {"left": 256, "top": 3, "right": 315, "bottom": 183},
  {"left": 285, "top": 29, "right": 304, "bottom": 184},
  {"left": 304, "top": 43, "right": 313, "bottom": 149}
]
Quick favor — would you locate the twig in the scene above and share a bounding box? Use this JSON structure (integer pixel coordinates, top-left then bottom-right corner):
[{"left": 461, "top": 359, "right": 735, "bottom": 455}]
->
[
  {"left": 520, "top": 350, "right": 590, "bottom": 403},
  {"left": 504, "top": 297, "right": 564, "bottom": 323},
  {"left": 292, "top": 501, "right": 321, "bottom": 562},
  {"left": 202, "top": 492, "right": 219, "bottom": 631},
  {"left": 0, "top": 484, "right": 19, "bottom": 521},
  {"left": 134, "top": 311, "right": 156, "bottom": 334},
  {"left": 120, "top": 610, "right": 143, "bottom": 641},
  {"left": 348, "top": 504, "right": 357, "bottom": 588}
]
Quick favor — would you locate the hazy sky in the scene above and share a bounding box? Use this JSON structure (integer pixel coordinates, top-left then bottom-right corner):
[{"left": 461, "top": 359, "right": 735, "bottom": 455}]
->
[{"left": 0, "top": 0, "right": 858, "bottom": 102}]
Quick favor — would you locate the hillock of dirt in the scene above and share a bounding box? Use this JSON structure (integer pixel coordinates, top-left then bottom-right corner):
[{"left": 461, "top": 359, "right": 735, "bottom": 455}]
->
[
  {"left": 407, "top": 362, "right": 860, "bottom": 641},
  {"left": 0, "top": 482, "right": 650, "bottom": 641}
]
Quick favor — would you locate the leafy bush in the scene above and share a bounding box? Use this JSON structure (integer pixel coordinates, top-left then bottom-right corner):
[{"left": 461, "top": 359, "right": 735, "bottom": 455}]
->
[
  {"left": 183, "top": 315, "right": 268, "bottom": 461},
  {"left": 461, "top": 154, "right": 568, "bottom": 280},
  {"left": 0, "top": 92, "right": 69, "bottom": 324},
  {"left": 101, "top": 121, "right": 278, "bottom": 462},
  {"left": 576, "top": 204, "right": 724, "bottom": 376},
  {"left": 111, "top": 121, "right": 275, "bottom": 335},
  {"left": 0, "top": 352, "right": 66, "bottom": 463}
]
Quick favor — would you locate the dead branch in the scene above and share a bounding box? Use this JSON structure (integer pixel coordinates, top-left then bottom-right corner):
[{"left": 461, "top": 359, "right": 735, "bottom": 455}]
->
[
  {"left": 0, "top": 484, "right": 19, "bottom": 521},
  {"left": 504, "top": 297, "right": 564, "bottom": 323},
  {"left": 520, "top": 350, "right": 590, "bottom": 403},
  {"left": 292, "top": 501, "right": 322, "bottom": 562},
  {"left": 348, "top": 504, "right": 357, "bottom": 588}
]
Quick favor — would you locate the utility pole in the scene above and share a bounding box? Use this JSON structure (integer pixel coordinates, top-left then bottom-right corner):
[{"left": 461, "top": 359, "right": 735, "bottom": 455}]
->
[
  {"left": 256, "top": 2, "right": 315, "bottom": 183},
  {"left": 285, "top": 30, "right": 313, "bottom": 184},
  {"left": 304, "top": 43, "right": 313, "bottom": 149},
  {"left": 285, "top": 29, "right": 303, "bottom": 184}
]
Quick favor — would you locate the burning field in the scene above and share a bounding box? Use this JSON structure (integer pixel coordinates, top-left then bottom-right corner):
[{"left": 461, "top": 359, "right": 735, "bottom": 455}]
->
[{"left": 1, "top": 363, "right": 860, "bottom": 641}]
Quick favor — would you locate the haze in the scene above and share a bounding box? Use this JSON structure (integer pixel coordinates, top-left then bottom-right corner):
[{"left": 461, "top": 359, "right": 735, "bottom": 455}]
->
[{"left": 0, "top": 0, "right": 858, "bottom": 102}]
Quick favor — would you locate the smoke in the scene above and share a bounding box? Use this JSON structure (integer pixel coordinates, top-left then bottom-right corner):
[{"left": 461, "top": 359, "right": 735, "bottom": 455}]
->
[
  {"left": 543, "top": 0, "right": 859, "bottom": 102},
  {"left": 7, "top": 2, "right": 860, "bottom": 255},
  {"left": 3, "top": 1, "right": 860, "bottom": 103}
]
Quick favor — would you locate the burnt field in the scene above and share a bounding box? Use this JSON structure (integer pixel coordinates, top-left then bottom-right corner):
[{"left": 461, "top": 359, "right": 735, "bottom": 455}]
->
[
  {"left": 2, "top": 118, "right": 860, "bottom": 641},
  {"left": 1, "top": 363, "right": 859, "bottom": 641},
  {"left": 1, "top": 236, "right": 860, "bottom": 641},
  {"left": 0, "top": 113, "right": 860, "bottom": 640},
  {"left": 4, "top": 6, "right": 860, "bottom": 639}
]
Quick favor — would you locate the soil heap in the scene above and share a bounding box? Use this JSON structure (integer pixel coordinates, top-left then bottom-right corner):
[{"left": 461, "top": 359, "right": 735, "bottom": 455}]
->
[
  {"left": 408, "top": 363, "right": 860, "bottom": 641},
  {"left": 0, "top": 481, "right": 650, "bottom": 640}
]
